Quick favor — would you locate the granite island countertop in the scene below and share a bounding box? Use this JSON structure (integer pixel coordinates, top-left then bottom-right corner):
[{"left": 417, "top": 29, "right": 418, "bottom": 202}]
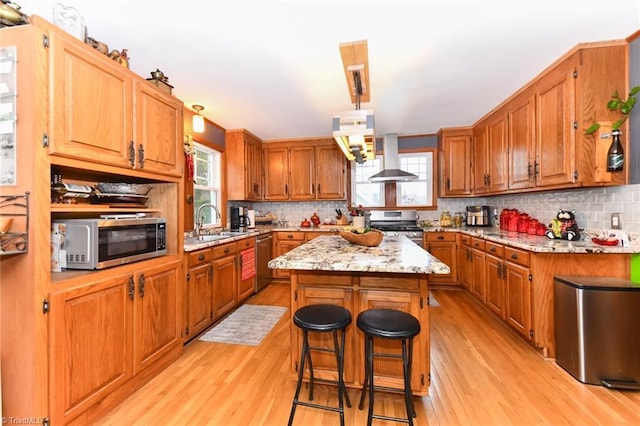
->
[{"left": 268, "top": 235, "right": 450, "bottom": 274}]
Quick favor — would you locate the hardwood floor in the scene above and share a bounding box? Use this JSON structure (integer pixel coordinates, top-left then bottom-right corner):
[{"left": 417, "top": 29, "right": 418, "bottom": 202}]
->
[{"left": 97, "top": 283, "right": 640, "bottom": 425}]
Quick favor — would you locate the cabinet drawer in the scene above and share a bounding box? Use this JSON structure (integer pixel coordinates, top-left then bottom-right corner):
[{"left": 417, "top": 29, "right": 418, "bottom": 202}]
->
[
  {"left": 485, "top": 241, "right": 504, "bottom": 257},
  {"left": 276, "top": 231, "right": 305, "bottom": 241},
  {"left": 188, "top": 248, "right": 212, "bottom": 266},
  {"left": 504, "top": 246, "right": 530, "bottom": 267},
  {"left": 460, "top": 234, "right": 472, "bottom": 246},
  {"left": 360, "top": 274, "right": 420, "bottom": 291},
  {"left": 212, "top": 242, "right": 236, "bottom": 259},
  {"left": 425, "top": 232, "right": 456, "bottom": 242},
  {"left": 237, "top": 236, "right": 256, "bottom": 250},
  {"left": 298, "top": 271, "right": 353, "bottom": 286},
  {"left": 471, "top": 237, "right": 485, "bottom": 251}
]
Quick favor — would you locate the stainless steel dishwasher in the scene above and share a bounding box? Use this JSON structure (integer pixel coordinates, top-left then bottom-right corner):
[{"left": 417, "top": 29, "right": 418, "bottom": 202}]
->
[{"left": 256, "top": 233, "right": 273, "bottom": 292}]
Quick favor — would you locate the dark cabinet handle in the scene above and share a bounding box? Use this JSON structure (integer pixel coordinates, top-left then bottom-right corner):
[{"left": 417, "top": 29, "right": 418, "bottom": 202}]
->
[
  {"left": 138, "top": 273, "right": 145, "bottom": 298},
  {"left": 317, "top": 184, "right": 321, "bottom": 194},
  {"left": 128, "top": 141, "right": 135, "bottom": 167},
  {"left": 198, "top": 254, "right": 205, "bottom": 261},
  {"left": 287, "top": 234, "right": 293, "bottom": 239},
  {"left": 128, "top": 275, "right": 135, "bottom": 300},
  {"left": 138, "top": 144, "right": 145, "bottom": 168},
  {"left": 511, "top": 253, "right": 518, "bottom": 260},
  {"left": 490, "top": 247, "right": 496, "bottom": 252},
  {"left": 437, "top": 235, "right": 444, "bottom": 240},
  {"left": 474, "top": 242, "right": 480, "bottom": 247},
  {"left": 224, "top": 247, "right": 230, "bottom": 254}
]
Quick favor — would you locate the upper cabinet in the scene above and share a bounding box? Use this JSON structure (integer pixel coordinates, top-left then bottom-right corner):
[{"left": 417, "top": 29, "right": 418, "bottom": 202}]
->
[
  {"left": 49, "top": 30, "right": 182, "bottom": 177},
  {"left": 226, "top": 129, "right": 263, "bottom": 201},
  {"left": 263, "top": 138, "right": 346, "bottom": 201},
  {"left": 443, "top": 41, "right": 628, "bottom": 197},
  {"left": 438, "top": 128, "right": 473, "bottom": 196}
]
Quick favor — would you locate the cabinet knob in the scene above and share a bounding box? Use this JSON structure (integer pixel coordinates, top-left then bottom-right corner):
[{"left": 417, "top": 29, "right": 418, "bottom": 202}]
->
[
  {"left": 224, "top": 247, "right": 230, "bottom": 254},
  {"left": 198, "top": 254, "right": 205, "bottom": 261},
  {"left": 437, "top": 235, "right": 444, "bottom": 240},
  {"left": 511, "top": 253, "right": 518, "bottom": 260},
  {"left": 490, "top": 247, "right": 496, "bottom": 252},
  {"left": 287, "top": 234, "right": 293, "bottom": 239}
]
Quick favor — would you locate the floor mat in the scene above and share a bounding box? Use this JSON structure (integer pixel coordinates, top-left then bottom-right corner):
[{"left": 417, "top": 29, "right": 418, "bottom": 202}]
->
[{"left": 199, "top": 304, "right": 287, "bottom": 346}]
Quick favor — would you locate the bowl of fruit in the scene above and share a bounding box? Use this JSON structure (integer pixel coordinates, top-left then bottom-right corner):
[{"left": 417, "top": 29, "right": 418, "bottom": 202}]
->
[{"left": 339, "top": 227, "right": 383, "bottom": 247}]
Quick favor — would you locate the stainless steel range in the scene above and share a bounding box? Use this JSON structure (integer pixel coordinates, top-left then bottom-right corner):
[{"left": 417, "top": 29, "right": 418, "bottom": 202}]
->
[{"left": 369, "top": 210, "right": 423, "bottom": 245}]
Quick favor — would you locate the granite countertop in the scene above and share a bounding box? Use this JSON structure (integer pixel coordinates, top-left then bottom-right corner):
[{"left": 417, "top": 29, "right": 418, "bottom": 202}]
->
[
  {"left": 424, "top": 227, "right": 640, "bottom": 254},
  {"left": 268, "top": 235, "right": 450, "bottom": 274}
]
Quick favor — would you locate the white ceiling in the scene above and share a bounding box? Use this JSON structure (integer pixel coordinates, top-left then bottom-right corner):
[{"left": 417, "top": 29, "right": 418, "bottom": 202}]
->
[{"left": 15, "top": 0, "right": 640, "bottom": 140}]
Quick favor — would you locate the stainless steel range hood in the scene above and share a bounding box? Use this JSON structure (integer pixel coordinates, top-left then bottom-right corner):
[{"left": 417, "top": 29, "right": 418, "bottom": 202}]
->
[{"left": 368, "top": 133, "right": 418, "bottom": 182}]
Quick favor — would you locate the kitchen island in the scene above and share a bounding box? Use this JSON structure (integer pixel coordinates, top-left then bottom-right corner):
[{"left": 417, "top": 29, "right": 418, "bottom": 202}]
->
[{"left": 269, "top": 234, "right": 449, "bottom": 396}]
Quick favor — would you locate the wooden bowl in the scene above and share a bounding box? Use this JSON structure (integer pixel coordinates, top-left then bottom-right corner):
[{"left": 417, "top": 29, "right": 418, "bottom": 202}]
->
[
  {"left": 339, "top": 229, "right": 383, "bottom": 247},
  {"left": 0, "top": 217, "right": 14, "bottom": 233}
]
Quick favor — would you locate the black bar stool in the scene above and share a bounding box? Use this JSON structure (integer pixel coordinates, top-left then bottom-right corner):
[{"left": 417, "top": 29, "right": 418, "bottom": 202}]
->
[
  {"left": 288, "top": 304, "right": 352, "bottom": 426},
  {"left": 357, "top": 308, "right": 421, "bottom": 426}
]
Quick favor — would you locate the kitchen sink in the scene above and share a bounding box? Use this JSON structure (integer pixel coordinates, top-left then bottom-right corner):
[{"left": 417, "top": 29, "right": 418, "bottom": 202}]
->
[
  {"left": 216, "top": 231, "right": 251, "bottom": 236},
  {"left": 184, "top": 235, "right": 229, "bottom": 245}
]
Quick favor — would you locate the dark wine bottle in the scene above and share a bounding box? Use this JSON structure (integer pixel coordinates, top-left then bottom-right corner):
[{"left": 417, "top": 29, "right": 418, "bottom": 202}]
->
[{"left": 607, "top": 130, "right": 624, "bottom": 172}]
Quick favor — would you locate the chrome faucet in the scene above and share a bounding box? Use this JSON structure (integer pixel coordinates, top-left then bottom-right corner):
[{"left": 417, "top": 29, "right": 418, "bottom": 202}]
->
[{"left": 196, "top": 203, "right": 221, "bottom": 238}]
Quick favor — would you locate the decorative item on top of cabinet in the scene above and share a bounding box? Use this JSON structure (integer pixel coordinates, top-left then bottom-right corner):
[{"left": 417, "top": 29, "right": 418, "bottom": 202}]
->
[{"left": 226, "top": 129, "right": 263, "bottom": 201}]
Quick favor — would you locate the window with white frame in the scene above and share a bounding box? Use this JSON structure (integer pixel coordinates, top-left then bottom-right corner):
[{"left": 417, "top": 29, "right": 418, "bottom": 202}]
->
[
  {"left": 193, "top": 142, "right": 222, "bottom": 227},
  {"left": 352, "top": 157, "right": 384, "bottom": 207},
  {"left": 397, "top": 152, "right": 434, "bottom": 207},
  {"left": 351, "top": 151, "right": 434, "bottom": 208}
]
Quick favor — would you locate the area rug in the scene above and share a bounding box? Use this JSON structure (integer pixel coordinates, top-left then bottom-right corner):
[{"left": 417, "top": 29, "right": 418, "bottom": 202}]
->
[
  {"left": 429, "top": 292, "right": 440, "bottom": 307},
  {"left": 199, "top": 304, "right": 287, "bottom": 346}
]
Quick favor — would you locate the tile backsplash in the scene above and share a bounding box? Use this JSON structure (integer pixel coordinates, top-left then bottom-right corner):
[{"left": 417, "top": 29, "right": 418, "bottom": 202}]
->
[{"left": 235, "top": 183, "right": 640, "bottom": 234}]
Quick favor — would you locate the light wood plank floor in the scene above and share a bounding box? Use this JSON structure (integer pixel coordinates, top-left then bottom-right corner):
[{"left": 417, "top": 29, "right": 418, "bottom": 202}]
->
[{"left": 97, "top": 283, "right": 640, "bottom": 425}]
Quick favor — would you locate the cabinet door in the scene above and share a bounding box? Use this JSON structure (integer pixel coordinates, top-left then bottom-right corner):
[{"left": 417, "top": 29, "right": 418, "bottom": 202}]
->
[
  {"left": 487, "top": 113, "right": 509, "bottom": 192},
  {"left": 508, "top": 94, "right": 536, "bottom": 190},
  {"left": 238, "top": 247, "right": 256, "bottom": 302},
  {"left": 49, "top": 272, "right": 134, "bottom": 425},
  {"left": 358, "top": 290, "right": 428, "bottom": 393},
  {"left": 273, "top": 239, "right": 304, "bottom": 279},
  {"left": 134, "top": 82, "right": 182, "bottom": 176},
  {"left": 472, "top": 124, "right": 489, "bottom": 194},
  {"left": 133, "top": 260, "right": 181, "bottom": 374},
  {"left": 485, "top": 254, "right": 505, "bottom": 318},
  {"left": 289, "top": 145, "right": 315, "bottom": 200},
  {"left": 441, "top": 134, "right": 472, "bottom": 196},
  {"left": 470, "top": 248, "right": 485, "bottom": 301},
  {"left": 504, "top": 262, "right": 532, "bottom": 340},
  {"left": 459, "top": 246, "right": 472, "bottom": 290},
  {"left": 315, "top": 144, "right": 346, "bottom": 199},
  {"left": 535, "top": 61, "right": 576, "bottom": 187},
  {"left": 187, "top": 262, "right": 213, "bottom": 338},
  {"left": 226, "top": 130, "right": 263, "bottom": 201},
  {"left": 49, "top": 33, "right": 133, "bottom": 168},
  {"left": 263, "top": 146, "right": 290, "bottom": 200},
  {"left": 425, "top": 241, "right": 458, "bottom": 285},
  {"left": 294, "top": 287, "right": 355, "bottom": 384},
  {"left": 213, "top": 254, "right": 237, "bottom": 318},
  {"left": 248, "top": 136, "right": 263, "bottom": 199}
]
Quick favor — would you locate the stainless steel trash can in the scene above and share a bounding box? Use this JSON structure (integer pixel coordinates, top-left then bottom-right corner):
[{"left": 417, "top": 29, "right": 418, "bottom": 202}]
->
[{"left": 554, "top": 275, "right": 640, "bottom": 390}]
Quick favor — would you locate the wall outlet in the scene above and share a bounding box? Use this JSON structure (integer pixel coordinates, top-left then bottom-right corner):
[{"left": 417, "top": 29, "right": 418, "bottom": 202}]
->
[{"left": 611, "top": 213, "right": 622, "bottom": 229}]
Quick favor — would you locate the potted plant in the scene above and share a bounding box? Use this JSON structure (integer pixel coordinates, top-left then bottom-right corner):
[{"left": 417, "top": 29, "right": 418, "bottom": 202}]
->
[
  {"left": 585, "top": 86, "right": 640, "bottom": 134},
  {"left": 585, "top": 85, "right": 639, "bottom": 172}
]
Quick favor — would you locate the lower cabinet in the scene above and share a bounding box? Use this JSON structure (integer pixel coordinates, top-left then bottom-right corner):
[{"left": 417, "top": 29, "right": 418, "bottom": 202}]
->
[
  {"left": 48, "top": 259, "right": 181, "bottom": 425},
  {"left": 423, "top": 232, "right": 458, "bottom": 285},
  {"left": 291, "top": 271, "right": 430, "bottom": 396},
  {"left": 503, "top": 247, "right": 532, "bottom": 340},
  {"left": 469, "top": 238, "right": 486, "bottom": 302},
  {"left": 184, "top": 236, "right": 257, "bottom": 340},
  {"left": 484, "top": 241, "right": 505, "bottom": 318},
  {"left": 273, "top": 232, "right": 306, "bottom": 279}
]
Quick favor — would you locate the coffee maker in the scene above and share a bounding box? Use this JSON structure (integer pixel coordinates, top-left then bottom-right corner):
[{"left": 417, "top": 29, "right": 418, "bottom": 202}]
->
[
  {"left": 466, "top": 205, "right": 491, "bottom": 227},
  {"left": 230, "top": 206, "right": 249, "bottom": 231}
]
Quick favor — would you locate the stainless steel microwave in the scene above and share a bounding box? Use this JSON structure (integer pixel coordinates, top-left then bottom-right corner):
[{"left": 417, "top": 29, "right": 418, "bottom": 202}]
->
[{"left": 53, "top": 217, "right": 167, "bottom": 270}]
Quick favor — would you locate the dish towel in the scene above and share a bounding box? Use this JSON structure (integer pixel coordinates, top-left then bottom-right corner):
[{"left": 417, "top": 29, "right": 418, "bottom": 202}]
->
[{"left": 241, "top": 248, "right": 256, "bottom": 280}]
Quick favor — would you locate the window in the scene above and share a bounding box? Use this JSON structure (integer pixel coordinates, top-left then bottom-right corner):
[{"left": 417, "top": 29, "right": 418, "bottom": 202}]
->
[
  {"left": 397, "top": 152, "right": 434, "bottom": 207},
  {"left": 352, "top": 157, "right": 384, "bottom": 207},
  {"left": 193, "top": 142, "right": 222, "bottom": 227},
  {"left": 351, "top": 150, "right": 435, "bottom": 208}
]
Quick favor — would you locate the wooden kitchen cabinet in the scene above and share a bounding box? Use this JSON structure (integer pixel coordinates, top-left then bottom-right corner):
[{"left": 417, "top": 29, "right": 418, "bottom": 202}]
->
[
  {"left": 438, "top": 127, "right": 473, "bottom": 197},
  {"left": 49, "top": 29, "right": 182, "bottom": 177},
  {"left": 273, "top": 231, "right": 306, "bottom": 279},
  {"left": 291, "top": 271, "right": 430, "bottom": 395},
  {"left": 226, "top": 129, "right": 263, "bottom": 201},
  {"left": 1, "top": 17, "right": 185, "bottom": 425},
  {"left": 212, "top": 242, "right": 238, "bottom": 318},
  {"left": 472, "top": 111, "right": 508, "bottom": 194},
  {"left": 424, "top": 232, "right": 458, "bottom": 285},
  {"left": 294, "top": 284, "right": 356, "bottom": 384},
  {"left": 503, "top": 247, "right": 532, "bottom": 340},
  {"left": 507, "top": 92, "right": 536, "bottom": 190},
  {"left": 237, "top": 237, "right": 257, "bottom": 303},
  {"left": 263, "top": 139, "right": 346, "bottom": 201},
  {"left": 186, "top": 248, "right": 214, "bottom": 338},
  {"left": 458, "top": 235, "right": 472, "bottom": 291},
  {"left": 484, "top": 241, "right": 505, "bottom": 319},
  {"left": 470, "top": 242, "right": 486, "bottom": 302},
  {"left": 49, "top": 271, "right": 134, "bottom": 425}
]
